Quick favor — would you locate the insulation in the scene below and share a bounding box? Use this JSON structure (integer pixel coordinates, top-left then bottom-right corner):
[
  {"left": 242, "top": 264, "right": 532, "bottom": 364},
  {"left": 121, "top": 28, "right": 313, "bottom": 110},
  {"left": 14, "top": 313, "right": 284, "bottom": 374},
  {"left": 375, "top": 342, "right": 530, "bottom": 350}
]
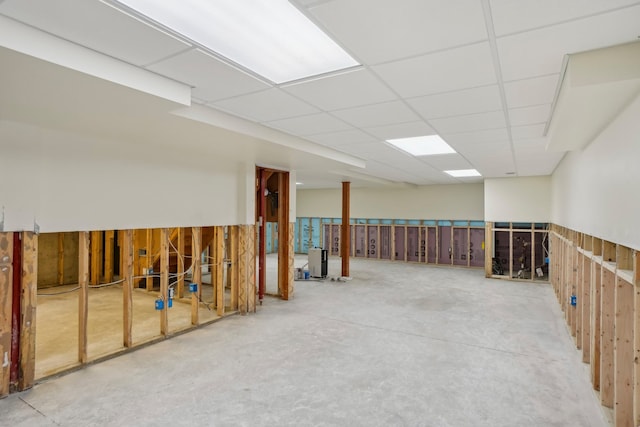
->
[
  {"left": 438, "top": 226, "right": 451, "bottom": 264},
  {"left": 354, "top": 225, "right": 366, "bottom": 257},
  {"left": 427, "top": 227, "right": 437, "bottom": 263},
  {"left": 469, "top": 228, "right": 485, "bottom": 267},
  {"left": 452, "top": 228, "right": 468, "bottom": 266},
  {"left": 394, "top": 226, "right": 405, "bottom": 260}
]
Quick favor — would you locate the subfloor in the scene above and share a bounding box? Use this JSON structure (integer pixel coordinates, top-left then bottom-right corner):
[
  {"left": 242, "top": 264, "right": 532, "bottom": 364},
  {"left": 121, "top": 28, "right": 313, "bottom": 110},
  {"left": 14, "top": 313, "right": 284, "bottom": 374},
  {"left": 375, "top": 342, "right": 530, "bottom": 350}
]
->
[{"left": 4, "top": 257, "right": 606, "bottom": 426}]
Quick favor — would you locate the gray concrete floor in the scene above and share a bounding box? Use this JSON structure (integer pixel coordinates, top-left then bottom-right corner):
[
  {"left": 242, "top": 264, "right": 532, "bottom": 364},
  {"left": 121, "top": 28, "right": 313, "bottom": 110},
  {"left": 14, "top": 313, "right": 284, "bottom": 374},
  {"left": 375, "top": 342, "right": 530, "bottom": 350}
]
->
[{"left": 2, "top": 257, "right": 606, "bottom": 426}]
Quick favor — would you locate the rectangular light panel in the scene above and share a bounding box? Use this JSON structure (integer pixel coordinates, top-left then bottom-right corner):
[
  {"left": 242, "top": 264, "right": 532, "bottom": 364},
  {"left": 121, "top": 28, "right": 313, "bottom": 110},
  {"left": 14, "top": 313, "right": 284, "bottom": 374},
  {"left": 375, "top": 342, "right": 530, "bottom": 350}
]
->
[
  {"left": 386, "top": 135, "right": 456, "bottom": 156},
  {"left": 111, "top": 0, "right": 359, "bottom": 84},
  {"left": 444, "top": 169, "right": 482, "bottom": 177}
]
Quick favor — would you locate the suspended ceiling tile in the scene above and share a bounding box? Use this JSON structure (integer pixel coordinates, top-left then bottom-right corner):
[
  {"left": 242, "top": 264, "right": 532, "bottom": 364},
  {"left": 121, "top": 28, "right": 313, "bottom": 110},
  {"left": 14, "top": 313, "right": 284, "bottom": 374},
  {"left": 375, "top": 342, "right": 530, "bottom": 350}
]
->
[
  {"left": 514, "top": 147, "right": 565, "bottom": 176},
  {"left": 497, "top": 5, "right": 640, "bottom": 81},
  {"left": 429, "top": 110, "right": 506, "bottom": 134},
  {"left": 331, "top": 101, "right": 419, "bottom": 128},
  {"left": 407, "top": 85, "right": 503, "bottom": 120},
  {"left": 306, "top": 0, "right": 487, "bottom": 65},
  {"left": 508, "top": 104, "right": 551, "bottom": 127},
  {"left": 504, "top": 75, "right": 559, "bottom": 109},
  {"left": 364, "top": 121, "right": 436, "bottom": 140},
  {"left": 372, "top": 42, "right": 497, "bottom": 98},
  {"left": 418, "top": 153, "right": 473, "bottom": 170},
  {"left": 211, "top": 88, "right": 318, "bottom": 122},
  {"left": 490, "top": 0, "right": 640, "bottom": 36},
  {"left": 512, "top": 137, "right": 549, "bottom": 150},
  {"left": 441, "top": 128, "right": 510, "bottom": 146},
  {"left": 147, "top": 49, "right": 270, "bottom": 102},
  {"left": 510, "top": 123, "right": 546, "bottom": 139},
  {"left": 455, "top": 140, "right": 512, "bottom": 156},
  {"left": 265, "top": 112, "right": 352, "bottom": 136},
  {"left": 307, "top": 129, "right": 377, "bottom": 147},
  {"left": 282, "top": 68, "right": 397, "bottom": 111},
  {"left": 0, "top": 0, "right": 191, "bottom": 66}
]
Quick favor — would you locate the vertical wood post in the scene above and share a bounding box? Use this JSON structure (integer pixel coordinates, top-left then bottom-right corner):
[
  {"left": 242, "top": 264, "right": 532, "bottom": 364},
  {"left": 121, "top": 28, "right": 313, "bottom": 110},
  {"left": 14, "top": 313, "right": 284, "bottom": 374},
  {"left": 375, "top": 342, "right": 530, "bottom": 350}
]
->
[
  {"left": 191, "top": 227, "right": 201, "bottom": 326},
  {"left": 248, "top": 225, "right": 257, "bottom": 313},
  {"left": 215, "top": 227, "right": 224, "bottom": 317},
  {"left": 0, "top": 233, "right": 13, "bottom": 397},
  {"left": 591, "top": 262, "right": 602, "bottom": 390},
  {"left": 258, "top": 169, "right": 266, "bottom": 304},
  {"left": 19, "top": 232, "right": 37, "bottom": 391},
  {"left": 146, "top": 229, "right": 153, "bottom": 291},
  {"left": 238, "top": 226, "right": 248, "bottom": 315},
  {"left": 601, "top": 268, "right": 615, "bottom": 407},
  {"left": 614, "top": 277, "right": 633, "bottom": 426},
  {"left": 90, "top": 231, "right": 100, "bottom": 285},
  {"left": 57, "top": 233, "right": 64, "bottom": 285},
  {"left": 160, "top": 228, "right": 169, "bottom": 336},
  {"left": 177, "top": 228, "right": 185, "bottom": 299},
  {"left": 122, "top": 229, "right": 133, "bottom": 348},
  {"left": 634, "top": 250, "right": 640, "bottom": 427},
  {"left": 278, "top": 172, "right": 291, "bottom": 300},
  {"left": 484, "top": 222, "right": 493, "bottom": 277},
  {"left": 341, "top": 181, "right": 350, "bottom": 277},
  {"left": 104, "top": 230, "right": 114, "bottom": 283},
  {"left": 78, "top": 232, "right": 89, "bottom": 364},
  {"left": 230, "top": 226, "right": 239, "bottom": 311}
]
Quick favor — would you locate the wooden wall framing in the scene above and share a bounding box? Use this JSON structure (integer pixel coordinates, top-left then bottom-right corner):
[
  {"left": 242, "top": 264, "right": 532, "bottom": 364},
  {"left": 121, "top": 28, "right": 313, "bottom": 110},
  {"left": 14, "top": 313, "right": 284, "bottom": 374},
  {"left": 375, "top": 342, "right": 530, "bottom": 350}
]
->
[{"left": 550, "top": 226, "right": 639, "bottom": 426}]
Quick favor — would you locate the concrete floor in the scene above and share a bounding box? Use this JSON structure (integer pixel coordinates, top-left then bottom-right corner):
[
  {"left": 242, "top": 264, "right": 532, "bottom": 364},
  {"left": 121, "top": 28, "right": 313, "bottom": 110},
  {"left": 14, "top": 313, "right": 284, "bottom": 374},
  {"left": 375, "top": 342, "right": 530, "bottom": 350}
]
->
[{"left": 3, "top": 257, "right": 606, "bottom": 426}]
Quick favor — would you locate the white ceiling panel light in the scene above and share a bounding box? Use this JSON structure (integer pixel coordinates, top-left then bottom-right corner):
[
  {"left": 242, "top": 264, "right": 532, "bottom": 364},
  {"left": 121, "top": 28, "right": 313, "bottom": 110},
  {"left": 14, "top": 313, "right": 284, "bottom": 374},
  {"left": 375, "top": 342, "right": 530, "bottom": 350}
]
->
[
  {"left": 444, "top": 169, "right": 482, "bottom": 177},
  {"left": 387, "top": 135, "right": 456, "bottom": 157},
  {"left": 110, "top": 0, "right": 359, "bottom": 84}
]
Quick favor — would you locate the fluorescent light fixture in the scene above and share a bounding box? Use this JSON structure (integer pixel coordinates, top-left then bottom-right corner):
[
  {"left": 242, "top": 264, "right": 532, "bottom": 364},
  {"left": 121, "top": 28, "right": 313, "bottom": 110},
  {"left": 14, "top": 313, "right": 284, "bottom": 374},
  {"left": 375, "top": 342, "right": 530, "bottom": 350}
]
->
[
  {"left": 111, "top": 0, "right": 359, "bottom": 84},
  {"left": 386, "top": 135, "right": 455, "bottom": 156},
  {"left": 444, "top": 169, "right": 482, "bottom": 177},
  {"left": 296, "top": 182, "right": 303, "bottom": 186}
]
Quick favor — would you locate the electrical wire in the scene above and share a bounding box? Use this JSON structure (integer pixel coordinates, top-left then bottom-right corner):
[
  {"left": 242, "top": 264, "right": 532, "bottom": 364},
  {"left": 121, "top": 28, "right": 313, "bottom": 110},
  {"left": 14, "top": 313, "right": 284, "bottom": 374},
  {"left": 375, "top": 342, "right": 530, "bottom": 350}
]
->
[{"left": 37, "top": 286, "right": 80, "bottom": 296}]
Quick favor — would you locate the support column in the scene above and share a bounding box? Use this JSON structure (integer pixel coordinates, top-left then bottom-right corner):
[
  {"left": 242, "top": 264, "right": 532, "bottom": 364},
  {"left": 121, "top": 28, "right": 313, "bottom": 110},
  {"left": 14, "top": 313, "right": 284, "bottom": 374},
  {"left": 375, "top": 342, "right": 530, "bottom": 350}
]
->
[
  {"left": 341, "top": 181, "right": 350, "bottom": 277},
  {"left": 278, "top": 172, "right": 291, "bottom": 300}
]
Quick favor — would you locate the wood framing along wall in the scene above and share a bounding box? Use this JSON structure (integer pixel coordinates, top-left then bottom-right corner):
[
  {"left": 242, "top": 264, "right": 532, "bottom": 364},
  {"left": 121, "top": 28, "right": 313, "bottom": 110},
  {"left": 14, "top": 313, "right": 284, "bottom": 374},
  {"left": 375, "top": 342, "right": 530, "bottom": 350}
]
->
[{"left": 550, "top": 226, "right": 638, "bottom": 427}]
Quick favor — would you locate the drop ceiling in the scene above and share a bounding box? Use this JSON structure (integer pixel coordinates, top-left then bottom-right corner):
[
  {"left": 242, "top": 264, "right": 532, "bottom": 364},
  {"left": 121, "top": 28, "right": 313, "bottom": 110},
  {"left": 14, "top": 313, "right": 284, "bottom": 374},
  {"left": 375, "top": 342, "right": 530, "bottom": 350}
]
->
[{"left": 1, "top": 0, "right": 639, "bottom": 188}]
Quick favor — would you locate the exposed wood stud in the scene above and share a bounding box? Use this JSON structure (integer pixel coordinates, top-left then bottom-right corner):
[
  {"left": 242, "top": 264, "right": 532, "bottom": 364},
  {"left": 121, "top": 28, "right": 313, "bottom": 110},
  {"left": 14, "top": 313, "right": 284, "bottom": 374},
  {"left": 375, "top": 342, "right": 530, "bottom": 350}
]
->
[
  {"left": 591, "top": 262, "right": 602, "bottom": 390},
  {"left": 230, "top": 226, "right": 239, "bottom": 311},
  {"left": 122, "top": 230, "right": 133, "bottom": 348},
  {"left": 19, "top": 232, "right": 37, "bottom": 391},
  {"left": 191, "top": 227, "right": 201, "bottom": 326},
  {"left": 78, "top": 231, "right": 89, "bottom": 364},
  {"left": 104, "top": 230, "right": 114, "bottom": 283},
  {"left": 614, "top": 277, "right": 633, "bottom": 426},
  {"left": 146, "top": 229, "right": 153, "bottom": 291},
  {"left": 0, "top": 233, "right": 13, "bottom": 398},
  {"left": 248, "top": 225, "right": 256, "bottom": 313},
  {"left": 278, "top": 172, "right": 291, "bottom": 300},
  {"left": 160, "top": 228, "right": 169, "bottom": 336},
  {"left": 600, "top": 268, "right": 615, "bottom": 408},
  {"left": 177, "top": 228, "right": 185, "bottom": 299},
  {"left": 237, "top": 226, "right": 248, "bottom": 315},
  {"left": 57, "top": 233, "right": 64, "bottom": 285},
  {"left": 633, "top": 250, "right": 640, "bottom": 427},
  {"left": 581, "top": 253, "right": 591, "bottom": 364},
  {"left": 215, "top": 227, "right": 224, "bottom": 316},
  {"left": 90, "top": 231, "right": 100, "bottom": 286}
]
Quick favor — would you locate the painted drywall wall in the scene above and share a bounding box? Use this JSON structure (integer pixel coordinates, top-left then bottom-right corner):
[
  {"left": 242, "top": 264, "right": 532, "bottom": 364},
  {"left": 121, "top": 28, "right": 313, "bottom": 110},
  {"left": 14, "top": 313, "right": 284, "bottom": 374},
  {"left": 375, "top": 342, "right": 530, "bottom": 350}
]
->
[
  {"left": 484, "top": 176, "right": 552, "bottom": 222},
  {"left": 0, "top": 120, "right": 255, "bottom": 232},
  {"left": 296, "top": 183, "right": 484, "bottom": 220},
  {"left": 552, "top": 93, "right": 640, "bottom": 250}
]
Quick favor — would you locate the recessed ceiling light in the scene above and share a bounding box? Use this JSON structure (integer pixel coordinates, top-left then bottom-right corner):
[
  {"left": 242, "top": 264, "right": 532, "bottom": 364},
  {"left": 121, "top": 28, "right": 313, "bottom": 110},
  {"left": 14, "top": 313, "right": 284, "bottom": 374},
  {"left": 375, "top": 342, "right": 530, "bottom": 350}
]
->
[
  {"left": 444, "top": 169, "right": 482, "bottom": 177},
  {"left": 296, "top": 182, "right": 304, "bottom": 185},
  {"left": 110, "top": 0, "right": 358, "bottom": 84},
  {"left": 386, "top": 135, "right": 456, "bottom": 156},
  {"left": 505, "top": 172, "right": 516, "bottom": 175}
]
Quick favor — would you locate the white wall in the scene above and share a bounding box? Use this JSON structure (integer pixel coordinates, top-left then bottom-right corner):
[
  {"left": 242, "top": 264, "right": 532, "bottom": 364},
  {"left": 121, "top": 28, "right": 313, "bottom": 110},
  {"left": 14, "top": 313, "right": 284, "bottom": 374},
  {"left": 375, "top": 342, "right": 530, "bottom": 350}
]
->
[
  {"left": 296, "top": 184, "right": 484, "bottom": 220},
  {"left": 0, "top": 120, "right": 255, "bottom": 232},
  {"left": 552, "top": 93, "right": 640, "bottom": 250},
  {"left": 484, "top": 176, "right": 552, "bottom": 223}
]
